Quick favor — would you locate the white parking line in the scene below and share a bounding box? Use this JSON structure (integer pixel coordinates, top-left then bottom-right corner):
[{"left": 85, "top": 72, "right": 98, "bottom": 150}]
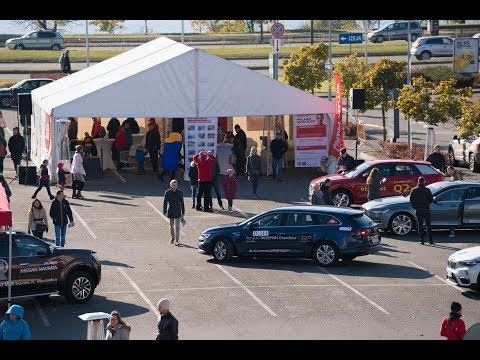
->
[
  {"left": 316, "top": 266, "right": 390, "bottom": 315},
  {"left": 406, "top": 261, "right": 464, "bottom": 293},
  {"left": 33, "top": 299, "right": 50, "bottom": 327},
  {"left": 112, "top": 169, "right": 127, "bottom": 183},
  {"left": 215, "top": 264, "right": 278, "bottom": 317},
  {"left": 70, "top": 206, "right": 97, "bottom": 239},
  {"left": 118, "top": 267, "right": 160, "bottom": 317},
  {"left": 233, "top": 205, "right": 249, "bottom": 219},
  {"left": 146, "top": 200, "right": 186, "bottom": 236}
]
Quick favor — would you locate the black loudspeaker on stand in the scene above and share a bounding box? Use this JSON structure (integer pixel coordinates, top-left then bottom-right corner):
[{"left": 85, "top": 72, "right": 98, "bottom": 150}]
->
[
  {"left": 18, "top": 93, "right": 32, "bottom": 128},
  {"left": 350, "top": 88, "right": 366, "bottom": 110}
]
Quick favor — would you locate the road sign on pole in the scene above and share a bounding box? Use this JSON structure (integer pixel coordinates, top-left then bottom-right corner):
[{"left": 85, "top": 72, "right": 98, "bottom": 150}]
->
[
  {"left": 272, "top": 39, "right": 283, "bottom": 54},
  {"left": 338, "top": 33, "right": 363, "bottom": 45},
  {"left": 325, "top": 62, "right": 334, "bottom": 71},
  {"left": 270, "top": 22, "right": 285, "bottom": 38}
]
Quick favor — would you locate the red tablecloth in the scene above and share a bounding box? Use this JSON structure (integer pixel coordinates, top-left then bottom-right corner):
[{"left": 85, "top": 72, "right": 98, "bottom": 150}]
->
[{"left": 0, "top": 184, "right": 12, "bottom": 227}]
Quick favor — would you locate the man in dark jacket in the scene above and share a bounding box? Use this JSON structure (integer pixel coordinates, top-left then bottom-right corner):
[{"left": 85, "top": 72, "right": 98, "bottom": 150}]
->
[
  {"left": 122, "top": 118, "right": 140, "bottom": 134},
  {"left": 270, "top": 132, "right": 288, "bottom": 182},
  {"left": 233, "top": 124, "right": 247, "bottom": 177},
  {"left": 207, "top": 150, "right": 224, "bottom": 210},
  {"left": 426, "top": 144, "right": 446, "bottom": 173},
  {"left": 68, "top": 117, "right": 78, "bottom": 151},
  {"left": 337, "top": 148, "right": 356, "bottom": 172},
  {"left": 49, "top": 190, "right": 74, "bottom": 247},
  {"left": 107, "top": 117, "right": 120, "bottom": 139},
  {"left": 156, "top": 298, "right": 178, "bottom": 340},
  {"left": 163, "top": 180, "right": 185, "bottom": 245},
  {"left": 8, "top": 127, "right": 25, "bottom": 173},
  {"left": 409, "top": 176, "right": 434, "bottom": 245},
  {"left": 145, "top": 123, "right": 161, "bottom": 174}
]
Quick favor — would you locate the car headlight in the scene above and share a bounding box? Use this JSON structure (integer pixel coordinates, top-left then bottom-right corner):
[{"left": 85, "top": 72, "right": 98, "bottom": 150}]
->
[
  {"left": 458, "top": 260, "right": 479, "bottom": 267},
  {"left": 91, "top": 251, "right": 98, "bottom": 261},
  {"left": 369, "top": 209, "right": 389, "bottom": 215},
  {"left": 199, "top": 233, "right": 211, "bottom": 242}
]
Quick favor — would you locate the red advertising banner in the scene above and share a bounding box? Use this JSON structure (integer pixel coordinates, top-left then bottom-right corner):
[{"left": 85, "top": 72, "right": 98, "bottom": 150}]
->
[
  {"left": 294, "top": 114, "right": 328, "bottom": 167},
  {"left": 328, "top": 71, "right": 344, "bottom": 158}
]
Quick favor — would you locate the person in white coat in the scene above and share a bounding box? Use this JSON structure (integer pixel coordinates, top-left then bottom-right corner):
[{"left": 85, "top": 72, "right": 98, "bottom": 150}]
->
[{"left": 71, "top": 145, "right": 86, "bottom": 199}]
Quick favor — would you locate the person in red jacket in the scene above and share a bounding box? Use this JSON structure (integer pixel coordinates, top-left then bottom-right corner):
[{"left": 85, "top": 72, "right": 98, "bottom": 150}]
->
[
  {"left": 222, "top": 168, "right": 237, "bottom": 212},
  {"left": 114, "top": 125, "right": 128, "bottom": 170},
  {"left": 91, "top": 117, "right": 101, "bottom": 138},
  {"left": 193, "top": 150, "right": 215, "bottom": 212},
  {"left": 440, "top": 301, "right": 466, "bottom": 340}
]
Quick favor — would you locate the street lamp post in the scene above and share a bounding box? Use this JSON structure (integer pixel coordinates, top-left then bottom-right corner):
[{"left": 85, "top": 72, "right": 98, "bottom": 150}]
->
[
  {"left": 86, "top": 20, "right": 90, "bottom": 67},
  {"left": 328, "top": 20, "right": 332, "bottom": 101},
  {"left": 407, "top": 21, "right": 412, "bottom": 151},
  {"left": 364, "top": 20, "right": 368, "bottom": 64}
]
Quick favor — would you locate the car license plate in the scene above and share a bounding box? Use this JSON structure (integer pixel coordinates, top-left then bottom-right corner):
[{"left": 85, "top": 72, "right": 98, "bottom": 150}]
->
[{"left": 370, "top": 235, "right": 380, "bottom": 245}]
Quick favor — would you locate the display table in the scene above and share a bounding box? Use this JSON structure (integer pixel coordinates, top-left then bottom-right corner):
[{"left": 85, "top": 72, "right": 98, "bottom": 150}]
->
[
  {"left": 217, "top": 143, "right": 235, "bottom": 175},
  {"left": 93, "top": 138, "right": 115, "bottom": 170}
]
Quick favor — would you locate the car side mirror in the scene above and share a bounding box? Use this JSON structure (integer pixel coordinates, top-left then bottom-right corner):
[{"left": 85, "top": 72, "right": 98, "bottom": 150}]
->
[
  {"left": 433, "top": 196, "right": 438, "bottom": 202},
  {"left": 37, "top": 249, "right": 48, "bottom": 257}
]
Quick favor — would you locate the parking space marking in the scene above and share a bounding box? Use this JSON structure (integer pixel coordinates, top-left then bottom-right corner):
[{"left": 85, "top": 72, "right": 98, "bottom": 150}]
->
[
  {"left": 407, "top": 261, "right": 464, "bottom": 293},
  {"left": 70, "top": 206, "right": 97, "bottom": 239},
  {"left": 215, "top": 264, "right": 278, "bottom": 317},
  {"left": 233, "top": 205, "right": 249, "bottom": 219},
  {"left": 33, "top": 299, "right": 50, "bottom": 327},
  {"left": 316, "top": 266, "right": 390, "bottom": 315},
  {"left": 145, "top": 200, "right": 186, "bottom": 236},
  {"left": 118, "top": 267, "right": 160, "bottom": 317},
  {"left": 112, "top": 169, "right": 127, "bottom": 183},
  {"left": 83, "top": 215, "right": 229, "bottom": 221}
]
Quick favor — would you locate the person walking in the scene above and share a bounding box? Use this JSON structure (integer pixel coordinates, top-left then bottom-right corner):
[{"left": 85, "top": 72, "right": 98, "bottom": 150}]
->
[
  {"left": 56, "top": 162, "right": 67, "bottom": 190},
  {"left": 270, "top": 132, "right": 288, "bottom": 182},
  {"left": 156, "top": 298, "right": 178, "bottom": 340},
  {"left": 32, "top": 159, "right": 54, "bottom": 200},
  {"left": 0, "top": 134, "right": 7, "bottom": 174},
  {"left": 337, "top": 148, "right": 356, "bottom": 172},
  {"left": 163, "top": 180, "right": 185, "bottom": 245},
  {"left": 222, "top": 168, "right": 237, "bottom": 211},
  {"left": 207, "top": 150, "right": 224, "bottom": 210},
  {"left": 246, "top": 146, "right": 261, "bottom": 199},
  {"left": 409, "top": 176, "right": 434, "bottom": 245},
  {"left": 28, "top": 199, "right": 48, "bottom": 239},
  {"left": 321, "top": 179, "right": 334, "bottom": 205},
  {"left": 105, "top": 310, "right": 131, "bottom": 340},
  {"left": 446, "top": 166, "right": 463, "bottom": 181},
  {"left": 8, "top": 127, "right": 25, "bottom": 174},
  {"left": 71, "top": 145, "right": 86, "bottom": 199},
  {"left": 426, "top": 144, "right": 446, "bottom": 173},
  {"left": 193, "top": 151, "right": 215, "bottom": 212},
  {"left": 440, "top": 302, "right": 466, "bottom": 340},
  {"left": 49, "top": 190, "right": 74, "bottom": 247},
  {"left": 145, "top": 123, "right": 161, "bottom": 175},
  {"left": 366, "top": 168, "right": 382, "bottom": 201},
  {"left": 59, "top": 49, "right": 71, "bottom": 75},
  {"left": 311, "top": 182, "right": 324, "bottom": 205},
  {"left": 233, "top": 124, "right": 247, "bottom": 177},
  {"left": 107, "top": 117, "right": 120, "bottom": 139},
  {"left": 0, "top": 304, "right": 31, "bottom": 340},
  {"left": 188, "top": 161, "right": 199, "bottom": 209}
]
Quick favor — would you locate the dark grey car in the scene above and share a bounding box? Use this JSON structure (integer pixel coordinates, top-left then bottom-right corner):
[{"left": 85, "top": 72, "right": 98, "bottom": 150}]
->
[{"left": 361, "top": 181, "right": 480, "bottom": 236}]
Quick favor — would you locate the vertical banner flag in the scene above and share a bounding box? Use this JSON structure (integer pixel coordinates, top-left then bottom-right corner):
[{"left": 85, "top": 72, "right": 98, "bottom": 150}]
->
[
  {"left": 184, "top": 117, "right": 218, "bottom": 180},
  {"left": 328, "top": 71, "right": 345, "bottom": 159},
  {"left": 294, "top": 114, "right": 328, "bottom": 167}
]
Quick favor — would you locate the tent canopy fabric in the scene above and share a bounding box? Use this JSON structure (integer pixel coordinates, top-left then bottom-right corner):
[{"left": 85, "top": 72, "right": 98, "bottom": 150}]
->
[
  {"left": 0, "top": 185, "right": 12, "bottom": 227},
  {"left": 31, "top": 37, "right": 334, "bottom": 118}
]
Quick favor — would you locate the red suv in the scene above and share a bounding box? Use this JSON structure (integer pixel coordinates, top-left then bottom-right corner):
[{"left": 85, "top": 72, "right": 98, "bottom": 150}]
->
[{"left": 309, "top": 160, "right": 445, "bottom": 206}]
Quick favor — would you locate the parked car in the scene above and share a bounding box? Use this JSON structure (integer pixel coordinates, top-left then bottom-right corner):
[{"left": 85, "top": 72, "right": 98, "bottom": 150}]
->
[
  {"left": 362, "top": 181, "right": 480, "bottom": 236},
  {"left": 198, "top": 206, "right": 381, "bottom": 266},
  {"left": 0, "top": 78, "right": 53, "bottom": 108},
  {"left": 410, "top": 36, "right": 454, "bottom": 60},
  {"left": 367, "top": 21, "right": 422, "bottom": 43},
  {"left": 448, "top": 134, "right": 480, "bottom": 172},
  {"left": 0, "top": 231, "right": 101, "bottom": 303},
  {"left": 446, "top": 246, "right": 480, "bottom": 291},
  {"left": 5, "top": 30, "right": 64, "bottom": 50},
  {"left": 308, "top": 160, "right": 445, "bottom": 207}
]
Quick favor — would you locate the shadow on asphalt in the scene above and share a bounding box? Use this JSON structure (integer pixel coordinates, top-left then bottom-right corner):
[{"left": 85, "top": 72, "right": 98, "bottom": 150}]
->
[
  {"left": 213, "top": 256, "right": 432, "bottom": 280},
  {"left": 73, "top": 197, "right": 139, "bottom": 207},
  {"left": 461, "top": 290, "right": 480, "bottom": 301},
  {"left": 100, "top": 260, "right": 135, "bottom": 268}
]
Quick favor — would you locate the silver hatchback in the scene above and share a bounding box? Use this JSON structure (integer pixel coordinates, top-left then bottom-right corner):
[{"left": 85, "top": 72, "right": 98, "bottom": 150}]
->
[
  {"left": 410, "top": 36, "right": 454, "bottom": 60},
  {"left": 5, "top": 30, "right": 64, "bottom": 50}
]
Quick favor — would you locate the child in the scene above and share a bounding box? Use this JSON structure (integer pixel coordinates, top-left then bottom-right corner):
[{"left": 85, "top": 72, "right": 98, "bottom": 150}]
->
[
  {"left": 32, "top": 159, "right": 54, "bottom": 200},
  {"left": 440, "top": 301, "right": 466, "bottom": 340},
  {"left": 222, "top": 168, "right": 237, "bottom": 211},
  {"left": 57, "top": 162, "right": 67, "bottom": 190},
  {"left": 135, "top": 146, "right": 146, "bottom": 175},
  {"left": 188, "top": 161, "right": 198, "bottom": 209},
  {"left": 0, "top": 304, "right": 31, "bottom": 340}
]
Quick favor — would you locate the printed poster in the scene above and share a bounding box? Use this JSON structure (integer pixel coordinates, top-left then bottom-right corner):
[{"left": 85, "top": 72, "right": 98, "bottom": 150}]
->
[
  {"left": 184, "top": 117, "right": 218, "bottom": 181},
  {"left": 294, "top": 114, "right": 328, "bottom": 168},
  {"left": 454, "top": 38, "right": 479, "bottom": 73}
]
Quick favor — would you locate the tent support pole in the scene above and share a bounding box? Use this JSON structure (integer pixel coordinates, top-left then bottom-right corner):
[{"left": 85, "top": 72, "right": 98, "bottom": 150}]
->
[
  {"left": 195, "top": 49, "right": 199, "bottom": 118},
  {"left": 8, "top": 226, "right": 12, "bottom": 308}
]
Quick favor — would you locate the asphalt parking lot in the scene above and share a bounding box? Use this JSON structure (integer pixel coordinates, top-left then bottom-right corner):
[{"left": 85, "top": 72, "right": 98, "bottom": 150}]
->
[{"left": 1, "top": 158, "right": 480, "bottom": 340}]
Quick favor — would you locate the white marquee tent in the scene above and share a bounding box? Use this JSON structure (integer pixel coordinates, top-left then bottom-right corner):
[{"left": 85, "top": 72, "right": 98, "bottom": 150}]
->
[{"left": 30, "top": 36, "right": 334, "bottom": 177}]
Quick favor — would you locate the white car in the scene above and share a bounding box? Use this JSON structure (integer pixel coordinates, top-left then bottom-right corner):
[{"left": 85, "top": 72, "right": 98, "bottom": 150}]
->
[{"left": 446, "top": 246, "right": 480, "bottom": 291}]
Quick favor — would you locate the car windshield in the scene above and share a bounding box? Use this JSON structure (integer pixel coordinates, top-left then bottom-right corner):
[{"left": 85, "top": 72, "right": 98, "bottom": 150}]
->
[
  {"left": 344, "top": 162, "right": 371, "bottom": 178},
  {"left": 11, "top": 80, "right": 27, "bottom": 89},
  {"left": 20, "top": 32, "right": 34, "bottom": 39}
]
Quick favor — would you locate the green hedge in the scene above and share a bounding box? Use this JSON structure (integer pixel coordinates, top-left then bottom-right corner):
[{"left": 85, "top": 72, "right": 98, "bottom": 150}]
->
[{"left": 422, "top": 65, "right": 478, "bottom": 88}]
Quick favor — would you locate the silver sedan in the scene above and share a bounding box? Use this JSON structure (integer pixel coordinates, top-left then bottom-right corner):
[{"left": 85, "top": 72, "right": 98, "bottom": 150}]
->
[{"left": 362, "top": 181, "right": 480, "bottom": 236}]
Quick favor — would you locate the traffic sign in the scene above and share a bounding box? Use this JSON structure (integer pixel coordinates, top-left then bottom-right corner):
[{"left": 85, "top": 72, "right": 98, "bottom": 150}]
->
[
  {"left": 270, "top": 22, "right": 285, "bottom": 39},
  {"left": 338, "top": 33, "right": 363, "bottom": 45},
  {"left": 325, "top": 62, "right": 334, "bottom": 71},
  {"left": 272, "top": 38, "right": 283, "bottom": 53}
]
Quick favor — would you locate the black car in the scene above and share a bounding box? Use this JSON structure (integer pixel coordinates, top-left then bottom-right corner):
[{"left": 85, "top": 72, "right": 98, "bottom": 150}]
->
[
  {"left": 0, "top": 231, "right": 101, "bottom": 304},
  {"left": 198, "top": 206, "right": 381, "bottom": 266},
  {"left": 0, "top": 78, "right": 53, "bottom": 108}
]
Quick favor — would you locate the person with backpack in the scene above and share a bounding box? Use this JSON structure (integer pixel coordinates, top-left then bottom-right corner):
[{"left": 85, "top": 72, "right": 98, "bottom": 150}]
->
[
  {"left": 440, "top": 302, "right": 466, "bottom": 340},
  {"left": 0, "top": 134, "right": 7, "bottom": 174},
  {"left": 59, "top": 50, "right": 71, "bottom": 75},
  {"left": 32, "top": 159, "right": 55, "bottom": 200}
]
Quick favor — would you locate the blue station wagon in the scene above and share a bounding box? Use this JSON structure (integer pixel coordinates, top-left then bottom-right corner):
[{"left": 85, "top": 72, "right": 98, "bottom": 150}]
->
[{"left": 198, "top": 206, "right": 381, "bottom": 266}]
